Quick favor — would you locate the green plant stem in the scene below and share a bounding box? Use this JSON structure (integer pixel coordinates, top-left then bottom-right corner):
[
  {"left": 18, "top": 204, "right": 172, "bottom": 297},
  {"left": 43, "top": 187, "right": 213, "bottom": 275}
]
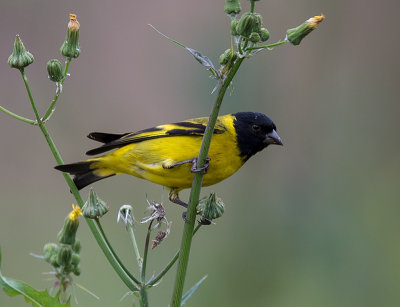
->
[
  {"left": 246, "top": 40, "right": 287, "bottom": 51},
  {"left": 139, "top": 221, "right": 153, "bottom": 307},
  {"left": 170, "top": 57, "right": 245, "bottom": 307},
  {"left": 0, "top": 105, "right": 36, "bottom": 125},
  {"left": 127, "top": 224, "right": 142, "bottom": 269},
  {"left": 250, "top": 1, "right": 255, "bottom": 13},
  {"left": 148, "top": 224, "right": 201, "bottom": 287},
  {"left": 42, "top": 58, "right": 72, "bottom": 122},
  {"left": 141, "top": 221, "right": 153, "bottom": 282},
  {"left": 19, "top": 69, "right": 139, "bottom": 292}
]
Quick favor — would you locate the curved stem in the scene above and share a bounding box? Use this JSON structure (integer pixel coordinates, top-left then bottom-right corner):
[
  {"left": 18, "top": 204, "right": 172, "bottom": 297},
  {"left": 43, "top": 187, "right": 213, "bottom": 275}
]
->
[
  {"left": 139, "top": 221, "right": 153, "bottom": 307},
  {"left": 42, "top": 58, "right": 72, "bottom": 122},
  {"left": 170, "top": 57, "right": 245, "bottom": 307},
  {"left": 0, "top": 105, "right": 37, "bottom": 125},
  {"left": 19, "top": 68, "right": 139, "bottom": 292}
]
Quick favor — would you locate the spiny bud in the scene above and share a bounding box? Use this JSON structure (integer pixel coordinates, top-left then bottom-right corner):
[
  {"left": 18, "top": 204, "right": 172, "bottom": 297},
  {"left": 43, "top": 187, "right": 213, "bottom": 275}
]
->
[
  {"left": 197, "top": 192, "right": 225, "bottom": 223},
  {"left": 224, "top": 0, "right": 241, "bottom": 16},
  {"left": 82, "top": 188, "right": 109, "bottom": 219},
  {"left": 286, "top": 14, "right": 325, "bottom": 46},
  {"left": 249, "top": 32, "right": 261, "bottom": 43},
  {"left": 8, "top": 35, "right": 34, "bottom": 69},
  {"left": 60, "top": 13, "right": 80, "bottom": 58},
  {"left": 230, "top": 19, "right": 239, "bottom": 36},
  {"left": 260, "top": 28, "right": 270, "bottom": 42},
  {"left": 47, "top": 59, "right": 64, "bottom": 82},
  {"left": 236, "top": 12, "right": 262, "bottom": 38},
  {"left": 57, "top": 204, "right": 82, "bottom": 245},
  {"left": 57, "top": 245, "right": 72, "bottom": 267}
]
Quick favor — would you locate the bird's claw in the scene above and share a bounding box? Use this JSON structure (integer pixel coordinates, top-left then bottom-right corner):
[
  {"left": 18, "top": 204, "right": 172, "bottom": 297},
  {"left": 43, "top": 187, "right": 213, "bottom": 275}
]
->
[{"left": 190, "top": 157, "right": 211, "bottom": 174}]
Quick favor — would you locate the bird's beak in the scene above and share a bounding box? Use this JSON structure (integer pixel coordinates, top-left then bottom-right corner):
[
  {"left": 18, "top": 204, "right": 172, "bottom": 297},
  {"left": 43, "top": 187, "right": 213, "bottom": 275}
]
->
[{"left": 265, "top": 129, "right": 283, "bottom": 146}]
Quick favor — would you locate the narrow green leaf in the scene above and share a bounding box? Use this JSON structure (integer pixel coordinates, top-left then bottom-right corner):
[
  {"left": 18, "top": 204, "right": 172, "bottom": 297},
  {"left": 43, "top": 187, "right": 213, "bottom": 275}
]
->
[
  {"left": 181, "top": 275, "right": 207, "bottom": 306},
  {"left": 0, "top": 248, "right": 69, "bottom": 306},
  {"left": 149, "top": 24, "right": 219, "bottom": 78}
]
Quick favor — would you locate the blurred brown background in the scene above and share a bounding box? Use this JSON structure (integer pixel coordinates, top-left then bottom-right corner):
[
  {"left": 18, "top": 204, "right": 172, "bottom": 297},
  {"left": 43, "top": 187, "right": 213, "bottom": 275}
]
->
[{"left": 1, "top": 0, "right": 399, "bottom": 306}]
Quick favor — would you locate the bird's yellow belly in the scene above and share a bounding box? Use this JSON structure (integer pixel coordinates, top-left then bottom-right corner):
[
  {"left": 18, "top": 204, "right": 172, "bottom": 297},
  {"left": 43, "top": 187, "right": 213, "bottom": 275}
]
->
[{"left": 98, "top": 133, "right": 244, "bottom": 190}]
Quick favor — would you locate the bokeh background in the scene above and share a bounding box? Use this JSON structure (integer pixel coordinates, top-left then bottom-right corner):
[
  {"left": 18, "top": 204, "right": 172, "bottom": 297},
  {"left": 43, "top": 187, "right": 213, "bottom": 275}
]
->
[{"left": 1, "top": 0, "right": 399, "bottom": 306}]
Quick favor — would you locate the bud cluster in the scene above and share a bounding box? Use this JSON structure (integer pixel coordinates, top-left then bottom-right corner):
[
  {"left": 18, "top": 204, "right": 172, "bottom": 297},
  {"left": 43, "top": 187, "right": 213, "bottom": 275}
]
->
[
  {"left": 231, "top": 12, "right": 270, "bottom": 44},
  {"left": 43, "top": 204, "right": 82, "bottom": 291}
]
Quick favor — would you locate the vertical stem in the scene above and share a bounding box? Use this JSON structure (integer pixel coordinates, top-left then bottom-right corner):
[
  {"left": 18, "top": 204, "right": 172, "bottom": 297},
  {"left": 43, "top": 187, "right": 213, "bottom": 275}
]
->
[
  {"left": 170, "top": 57, "right": 244, "bottom": 307},
  {"left": 139, "top": 220, "right": 153, "bottom": 307}
]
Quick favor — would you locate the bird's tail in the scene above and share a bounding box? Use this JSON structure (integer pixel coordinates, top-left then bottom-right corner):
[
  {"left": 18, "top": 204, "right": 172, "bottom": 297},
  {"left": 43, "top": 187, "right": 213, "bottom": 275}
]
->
[{"left": 55, "top": 159, "right": 116, "bottom": 190}]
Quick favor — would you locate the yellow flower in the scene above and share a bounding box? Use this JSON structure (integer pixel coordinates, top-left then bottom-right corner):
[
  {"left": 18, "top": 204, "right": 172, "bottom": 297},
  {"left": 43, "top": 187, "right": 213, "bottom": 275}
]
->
[{"left": 69, "top": 204, "right": 82, "bottom": 221}]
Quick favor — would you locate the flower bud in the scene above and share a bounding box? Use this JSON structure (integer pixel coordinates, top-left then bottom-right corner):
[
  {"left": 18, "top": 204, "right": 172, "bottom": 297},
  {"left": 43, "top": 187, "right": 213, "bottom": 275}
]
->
[
  {"left": 8, "top": 35, "right": 34, "bottom": 69},
  {"left": 43, "top": 243, "right": 59, "bottom": 262},
  {"left": 197, "top": 192, "right": 225, "bottom": 222},
  {"left": 73, "top": 265, "right": 81, "bottom": 276},
  {"left": 249, "top": 32, "right": 261, "bottom": 43},
  {"left": 82, "top": 188, "right": 109, "bottom": 219},
  {"left": 71, "top": 253, "right": 80, "bottom": 265},
  {"left": 57, "top": 204, "right": 82, "bottom": 245},
  {"left": 50, "top": 254, "right": 60, "bottom": 268},
  {"left": 47, "top": 59, "right": 64, "bottom": 82},
  {"left": 60, "top": 13, "right": 80, "bottom": 58},
  {"left": 260, "top": 28, "right": 270, "bottom": 42},
  {"left": 72, "top": 238, "right": 81, "bottom": 253},
  {"left": 57, "top": 245, "right": 72, "bottom": 267},
  {"left": 224, "top": 0, "right": 241, "bottom": 16},
  {"left": 236, "top": 12, "right": 262, "bottom": 38},
  {"left": 230, "top": 19, "right": 239, "bottom": 36},
  {"left": 219, "top": 49, "right": 238, "bottom": 65},
  {"left": 286, "top": 14, "right": 325, "bottom": 46}
]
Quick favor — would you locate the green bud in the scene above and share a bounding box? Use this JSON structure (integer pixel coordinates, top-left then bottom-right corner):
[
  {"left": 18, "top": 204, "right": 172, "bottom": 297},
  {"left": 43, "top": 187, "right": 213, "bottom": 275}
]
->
[
  {"left": 286, "top": 14, "right": 325, "bottom": 46},
  {"left": 43, "top": 243, "right": 59, "bottom": 262},
  {"left": 219, "top": 49, "right": 238, "bottom": 65},
  {"left": 71, "top": 253, "right": 80, "bottom": 265},
  {"left": 46, "top": 59, "right": 64, "bottom": 82},
  {"left": 8, "top": 35, "right": 34, "bottom": 69},
  {"left": 57, "top": 245, "right": 72, "bottom": 267},
  {"left": 57, "top": 204, "right": 81, "bottom": 245},
  {"left": 249, "top": 32, "right": 261, "bottom": 43},
  {"left": 73, "top": 265, "right": 81, "bottom": 276},
  {"left": 224, "top": 0, "right": 241, "bottom": 16},
  {"left": 260, "top": 28, "right": 270, "bottom": 42},
  {"left": 82, "top": 188, "right": 109, "bottom": 219},
  {"left": 236, "top": 12, "right": 262, "bottom": 38},
  {"left": 230, "top": 19, "right": 239, "bottom": 36},
  {"left": 50, "top": 254, "right": 60, "bottom": 268},
  {"left": 72, "top": 238, "right": 82, "bottom": 253},
  {"left": 197, "top": 192, "right": 225, "bottom": 222},
  {"left": 60, "top": 14, "right": 80, "bottom": 58}
]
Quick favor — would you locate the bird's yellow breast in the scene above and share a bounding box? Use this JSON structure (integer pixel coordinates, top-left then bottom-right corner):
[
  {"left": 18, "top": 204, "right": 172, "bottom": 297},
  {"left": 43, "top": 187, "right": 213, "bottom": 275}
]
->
[{"left": 91, "top": 115, "right": 244, "bottom": 190}]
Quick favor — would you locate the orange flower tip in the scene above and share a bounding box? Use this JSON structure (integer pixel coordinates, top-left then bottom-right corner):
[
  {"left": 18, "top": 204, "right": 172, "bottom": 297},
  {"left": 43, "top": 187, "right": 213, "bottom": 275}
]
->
[
  {"left": 307, "top": 14, "right": 325, "bottom": 29},
  {"left": 69, "top": 204, "right": 82, "bottom": 220}
]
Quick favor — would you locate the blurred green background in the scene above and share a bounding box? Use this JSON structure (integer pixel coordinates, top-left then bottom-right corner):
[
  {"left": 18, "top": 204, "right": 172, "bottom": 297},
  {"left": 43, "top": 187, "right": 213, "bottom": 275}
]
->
[{"left": 1, "top": 0, "right": 399, "bottom": 306}]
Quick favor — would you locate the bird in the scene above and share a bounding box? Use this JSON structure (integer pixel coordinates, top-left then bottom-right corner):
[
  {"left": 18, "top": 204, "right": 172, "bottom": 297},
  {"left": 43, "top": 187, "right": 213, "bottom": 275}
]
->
[{"left": 55, "top": 112, "right": 282, "bottom": 210}]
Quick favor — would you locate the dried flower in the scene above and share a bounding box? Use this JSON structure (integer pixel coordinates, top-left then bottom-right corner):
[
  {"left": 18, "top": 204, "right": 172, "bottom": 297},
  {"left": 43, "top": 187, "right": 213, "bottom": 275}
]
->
[{"left": 151, "top": 222, "right": 172, "bottom": 249}]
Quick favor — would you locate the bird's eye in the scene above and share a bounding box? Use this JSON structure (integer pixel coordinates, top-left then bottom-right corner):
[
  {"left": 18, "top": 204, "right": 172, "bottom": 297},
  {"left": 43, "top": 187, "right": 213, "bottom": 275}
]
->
[{"left": 252, "top": 124, "right": 261, "bottom": 132}]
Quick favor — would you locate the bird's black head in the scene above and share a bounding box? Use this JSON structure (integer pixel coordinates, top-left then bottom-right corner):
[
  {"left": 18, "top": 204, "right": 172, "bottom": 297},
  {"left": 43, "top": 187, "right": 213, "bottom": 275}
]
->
[{"left": 233, "top": 112, "right": 282, "bottom": 160}]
